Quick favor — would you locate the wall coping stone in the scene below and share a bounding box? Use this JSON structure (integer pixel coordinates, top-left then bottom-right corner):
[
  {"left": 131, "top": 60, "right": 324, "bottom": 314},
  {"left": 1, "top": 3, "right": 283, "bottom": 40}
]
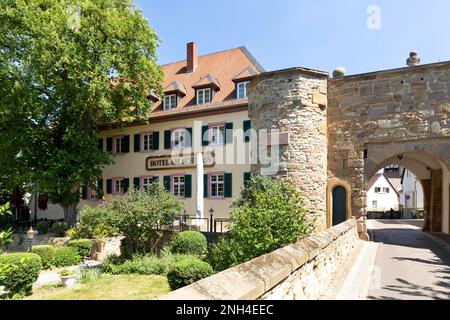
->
[{"left": 159, "top": 218, "right": 357, "bottom": 300}]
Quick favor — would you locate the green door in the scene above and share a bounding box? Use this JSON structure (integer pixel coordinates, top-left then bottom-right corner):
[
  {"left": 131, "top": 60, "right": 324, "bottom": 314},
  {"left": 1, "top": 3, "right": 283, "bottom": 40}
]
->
[{"left": 332, "top": 186, "right": 347, "bottom": 226}]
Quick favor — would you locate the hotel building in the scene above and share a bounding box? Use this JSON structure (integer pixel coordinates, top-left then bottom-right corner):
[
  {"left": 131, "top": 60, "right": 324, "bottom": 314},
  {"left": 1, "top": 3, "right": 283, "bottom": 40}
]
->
[{"left": 32, "top": 42, "right": 265, "bottom": 222}]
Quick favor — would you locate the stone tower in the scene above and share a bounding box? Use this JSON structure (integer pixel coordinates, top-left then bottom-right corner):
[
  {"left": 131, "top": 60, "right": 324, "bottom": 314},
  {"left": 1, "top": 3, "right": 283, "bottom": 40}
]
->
[{"left": 247, "top": 68, "right": 329, "bottom": 231}]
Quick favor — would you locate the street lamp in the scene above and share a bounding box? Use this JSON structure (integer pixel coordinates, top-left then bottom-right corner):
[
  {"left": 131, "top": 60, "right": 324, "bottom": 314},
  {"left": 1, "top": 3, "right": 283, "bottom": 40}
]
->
[
  {"left": 209, "top": 207, "right": 214, "bottom": 233},
  {"left": 26, "top": 227, "right": 35, "bottom": 252}
]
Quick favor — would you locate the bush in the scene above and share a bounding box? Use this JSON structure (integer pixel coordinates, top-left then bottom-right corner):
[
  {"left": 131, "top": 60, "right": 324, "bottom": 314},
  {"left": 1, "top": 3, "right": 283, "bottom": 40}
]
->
[
  {"left": 167, "top": 257, "right": 213, "bottom": 290},
  {"left": 209, "top": 175, "right": 314, "bottom": 271},
  {"left": 31, "top": 245, "right": 55, "bottom": 269},
  {"left": 103, "top": 253, "right": 196, "bottom": 276},
  {"left": 79, "top": 268, "right": 102, "bottom": 284},
  {"left": 53, "top": 247, "right": 81, "bottom": 267},
  {"left": 171, "top": 231, "right": 207, "bottom": 256},
  {"left": 68, "top": 239, "right": 93, "bottom": 258},
  {"left": 36, "top": 221, "right": 50, "bottom": 235},
  {"left": 76, "top": 206, "right": 121, "bottom": 239},
  {"left": 0, "top": 253, "right": 42, "bottom": 296},
  {"left": 51, "top": 222, "right": 68, "bottom": 237}
]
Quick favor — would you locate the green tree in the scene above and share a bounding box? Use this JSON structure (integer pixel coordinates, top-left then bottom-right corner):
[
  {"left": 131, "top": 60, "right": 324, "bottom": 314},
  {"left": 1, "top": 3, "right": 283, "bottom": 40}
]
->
[
  {"left": 0, "top": 203, "right": 13, "bottom": 252},
  {"left": 0, "top": 0, "right": 163, "bottom": 226},
  {"left": 210, "top": 176, "right": 315, "bottom": 271}
]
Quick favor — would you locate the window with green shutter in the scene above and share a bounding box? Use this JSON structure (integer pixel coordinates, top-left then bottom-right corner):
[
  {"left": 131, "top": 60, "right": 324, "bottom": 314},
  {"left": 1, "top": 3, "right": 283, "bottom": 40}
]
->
[
  {"left": 98, "top": 138, "right": 104, "bottom": 151},
  {"left": 204, "top": 174, "right": 208, "bottom": 198},
  {"left": 134, "top": 134, "right": 140, "bottom": 152},
  {"left": 243, "top": 172, "right": 251, "bottom": 186},
  {"left": 186, "top": 127, "right": 193, "bottom": 148},
  {"left": 123, "top": 136, "right": 130, "bottom": 153},
  {"left": 164, "top": 130, "right": 171, "bottom": 150},
  {"left": 106, "top": 138, "right": 113, "bottom": 152},
  {"left": 224, "top": 173, "right": 232, "bottom": 198},
  {"left": 106, "top": 179, "right": 113, "bottom": 194},
  {"left": 133, "top": 177, "right": 140, "bottom": 191},
  {"left": 163, "top": 176, "right": 171, "bottom": 192},
  {"left": 184, "top": 175, "right": 192, "bottom": 198},
  {"left": 97, "top": 179, "right": 104, "bottom": 198},
  {"left": 81, "top": 184, "right": 88, "bottom": 200},
  {"left": 123, "top": 178, "right": 130, "bottom": 193},
  {"left": 243, "top": 120, "right": 251, "bottom": 142},
  {"left": 201, "top": 125, "right": 209, "bottom": 146},
  {"left": 152, "top": 131, "right": 160, "bottom": 150}
]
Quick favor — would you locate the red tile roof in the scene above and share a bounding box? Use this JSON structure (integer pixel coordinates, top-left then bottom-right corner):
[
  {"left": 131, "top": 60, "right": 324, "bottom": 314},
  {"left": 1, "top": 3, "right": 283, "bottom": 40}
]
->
[{"left": 151, "top": 46, "right": 264, "bottom": 113}]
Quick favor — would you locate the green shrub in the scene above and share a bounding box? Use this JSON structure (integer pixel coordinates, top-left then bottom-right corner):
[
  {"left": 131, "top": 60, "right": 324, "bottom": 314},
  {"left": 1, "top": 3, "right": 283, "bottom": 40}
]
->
[
  {"left": 79, "top": 268, "right": 102, "bottom": 284},
  {"left": 103, "top": 253, "right": 196, "bottom": 276},
  {"left": 167, "top": 257, "right": 213, "bottom": 290},
  {"left": 53, "top": 247, "right": 81, "bottom": 267},
  {"left": 171, "top": 231, "right": 207, "bottom": 256},
  {"left": 68, "top": 239, "right": 93, "bottom": 258},
  {"left": 31, "top": 245, "right": 55, "bottom": 269},
  {"left": 210, "top": 175, "right": 314, "bottom": 271},
  {"left": 36, "top": 221, "right": 50, "bottom": 235},
  {"left": 0, "top": 253, "right": 42, "bottom": 296},
  {"left": 77, "top": 206, "right": 121, "bottom": 239},
  {"left": 51, "top": 222, "right": 68, "bottom": 237}
]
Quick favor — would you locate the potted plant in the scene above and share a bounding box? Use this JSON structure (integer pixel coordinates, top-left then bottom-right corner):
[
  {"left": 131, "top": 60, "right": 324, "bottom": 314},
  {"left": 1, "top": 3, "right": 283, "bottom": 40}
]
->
[
  {"left": 59, "top": 269, "right": 78, "bottom": 288},
  {"left": 93, "top": 225, "right": 109, "bottom": 253}
]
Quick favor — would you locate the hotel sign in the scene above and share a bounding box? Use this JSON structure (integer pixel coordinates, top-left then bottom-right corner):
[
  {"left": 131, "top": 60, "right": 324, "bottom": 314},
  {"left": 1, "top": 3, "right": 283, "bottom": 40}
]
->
[{"left": 146, "top": 152, "right": 215, "bottom": 171}]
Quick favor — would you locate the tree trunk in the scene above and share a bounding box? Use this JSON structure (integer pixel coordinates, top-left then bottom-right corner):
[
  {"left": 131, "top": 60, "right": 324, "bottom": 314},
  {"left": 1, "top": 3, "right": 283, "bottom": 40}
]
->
[{"left": 62, "top": 203, "right": 78, "bottom": 228}]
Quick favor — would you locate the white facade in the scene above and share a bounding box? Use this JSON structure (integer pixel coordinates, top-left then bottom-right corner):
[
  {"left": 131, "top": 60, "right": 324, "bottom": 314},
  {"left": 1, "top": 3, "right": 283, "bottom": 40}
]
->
[
  {"left": 366, "top": 172, "right": 400, "bottom": 212},
  {"left": 400, "top": 169, "right": 424, "bottom": 209}
]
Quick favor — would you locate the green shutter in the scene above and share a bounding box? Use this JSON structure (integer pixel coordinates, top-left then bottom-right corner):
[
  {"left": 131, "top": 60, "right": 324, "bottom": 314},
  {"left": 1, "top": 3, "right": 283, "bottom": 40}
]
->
[
  {"left": 133, "top": 177, "right": 140, "bottom": 191},
  {"left": 201, "top": 125, "right": 209, "bottom": 146},
  {"left": 123, "top": 178, "right": 130, "bottom": 193},
  {"left": 163, "top": 176, "right": 171, "bottom": 191},
  {"left": 81, "top": 184, "right": 88, "bottom": 200},
  {"left": 204, "top": 174, "right": 208, "bottom": 198},
  {"left": 243, "top": 172, "right": 251, "bottom": 186},
  {"left": 225, "top": 122, "right": 234, "bottom": 144},
  {"left": 184, "top": 175, "right": 192, "bottom": 198},
  {"left": 106, "top": 179, "right": 113, "bottom": 194},
  {"left": 134, "top": 134, "right": 140, "bottom": 152},
  {"left": 106, "top": 137, "right": 113, "bottom": 152},
  {"left": 243, "top": 120, "right": 251, "bottom": 142},
  {"left": 98, "top": 138, "right": 104, "bottom": 151},
  {"left": 123, "top": 136, "right": 130, "bottom": 153},
  {"left": 164, "top": 130, "right": 171, "bottom": 149},
  {"left": 152, "top": 131, "right": 160, "bottom": 150},
  {"left": 186, "top": 127, "right": 193, "bottom": 147},
  {"left": 97, "top": 179, "right": 104, "bottom": 198},
  {"left": 224, "top": 173, "right": 232, "bottom": 198}
]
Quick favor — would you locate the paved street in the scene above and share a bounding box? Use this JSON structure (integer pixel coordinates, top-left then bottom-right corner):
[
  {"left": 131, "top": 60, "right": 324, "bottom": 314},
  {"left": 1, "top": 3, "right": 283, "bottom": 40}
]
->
[{"left": 367, "top": 220, "right": 450, "bottom": 300}]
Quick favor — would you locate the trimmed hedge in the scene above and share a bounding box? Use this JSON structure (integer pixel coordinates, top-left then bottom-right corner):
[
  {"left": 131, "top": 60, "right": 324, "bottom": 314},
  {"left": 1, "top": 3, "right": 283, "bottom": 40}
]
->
[
  {"left": 0, "top": 253, "right": 42, "bottom": 296},
  {"left": 167, "top": 257, "right": 213, "bottom": 290},
  {"left": 51, "top": 221, "right": 68, "bottom": 237},
  {"left": 31, "top": 245, "right": 55, "bottom": 269},
  {"left": 171, "top": 231, "right": 207, "bottom": 256},
  {"left": 36, "top": 221, "right": 50, "bottom": 235},
  {"left": 68, "top": 239, "right": 93, "bottom": 258},
  {"left": 53, "top": 247, "right": 81, "bottom": 267}
]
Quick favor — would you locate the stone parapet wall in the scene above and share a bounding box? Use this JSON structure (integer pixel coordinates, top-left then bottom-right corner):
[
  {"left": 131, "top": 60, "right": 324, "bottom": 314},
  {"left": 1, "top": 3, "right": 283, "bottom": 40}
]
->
[
  {"left": 248, "top": 68, "right": 329, "bottom": 231},
  {"left": 159, "top": 219, "right": 359, "bottom": 300}
]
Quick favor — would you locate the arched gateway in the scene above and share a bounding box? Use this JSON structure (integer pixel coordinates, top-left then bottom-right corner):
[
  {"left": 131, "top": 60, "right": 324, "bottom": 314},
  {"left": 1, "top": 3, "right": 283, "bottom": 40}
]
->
[{"left": 248, "top": 61, "right": 450, "bottom": 239}]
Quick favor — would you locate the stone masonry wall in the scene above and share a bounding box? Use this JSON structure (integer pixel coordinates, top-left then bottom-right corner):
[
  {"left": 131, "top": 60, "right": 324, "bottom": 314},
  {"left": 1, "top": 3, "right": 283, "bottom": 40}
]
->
[
  {"left": 247, "top": 68, "right": 329, "bottom": 231},
  {"left": 159, "top": 219, "right": 359, "bottom": 300},
  {"left": 328, "top": 62, "right": 450, "bottom": 234}
]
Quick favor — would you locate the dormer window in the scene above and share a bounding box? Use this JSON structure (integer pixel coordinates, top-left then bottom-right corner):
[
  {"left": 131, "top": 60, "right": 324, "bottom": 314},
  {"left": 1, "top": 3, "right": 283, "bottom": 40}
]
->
[
  {"left": 237, "top": 81, "right": 249, "bottom": 99},
  {"left": 163, "top": 94, "right": 177, "bottom": 110},
  {"left": 196, "top": 88, "right": 212, "bottom": 105}
]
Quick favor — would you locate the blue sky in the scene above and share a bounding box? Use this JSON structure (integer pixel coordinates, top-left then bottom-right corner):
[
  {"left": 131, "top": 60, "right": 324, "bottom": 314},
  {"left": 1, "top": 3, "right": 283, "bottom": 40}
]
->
[{"left": 135, "top": 0, "right": 450, "bottom": 75}]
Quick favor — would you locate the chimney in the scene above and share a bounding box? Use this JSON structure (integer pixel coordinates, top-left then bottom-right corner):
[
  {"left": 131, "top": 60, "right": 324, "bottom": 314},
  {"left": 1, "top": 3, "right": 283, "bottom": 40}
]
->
[{"left": 187, "top": 42, "right": 198, "bottom": 73}]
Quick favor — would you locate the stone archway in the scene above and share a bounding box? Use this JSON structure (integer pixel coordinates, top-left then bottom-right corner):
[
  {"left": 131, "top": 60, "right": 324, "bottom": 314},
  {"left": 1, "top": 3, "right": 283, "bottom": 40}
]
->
[{"left": 328, "top": 61, "right": 450, "bottom": 238}]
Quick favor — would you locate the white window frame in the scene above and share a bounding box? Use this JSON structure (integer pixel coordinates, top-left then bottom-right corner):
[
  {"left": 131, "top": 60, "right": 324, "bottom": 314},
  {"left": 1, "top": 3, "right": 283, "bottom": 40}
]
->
[
  {"left": 383, "top": 187, "right": 390, "bottom": 193},
  {"left": 196, "top": 88, "right": 212, "bottom": 105},
  {"left": 88, "top": 187, "right": 98, "bottom": 200},
  {"left": 209, "top": 123, "right": 225, "bottom": 145},
  {"left": 237, "top": 81, "right": 249, "bottom": 99},
  {"left": 141, "top": 176, "right": 155, "bottom": 191},
  {"left": 163, "top": 94, "right": 177, "bottom": 110},
  {"left": 113, "top": 178, "right": 124, "bottom": 195},
  {"left": 372, "top": 200, "right": 378, "bottom": 210},
  {"left": 142, "top": 132, "right": 154, "bottom": 151},
  {"left": 114, "top": 136, "right": 125, "bottom": 154},
  {"left": 172, "top": 128, "right": 187, "bottom": 150},
  {"left": 172, "top": 175, "right": 185, "bottom": 198},
  {"left": 210, "top": 173, "right": 225, "bottom": 198},
  {"left": 375, "top": 187, "right": 381, "bottom": 193}
]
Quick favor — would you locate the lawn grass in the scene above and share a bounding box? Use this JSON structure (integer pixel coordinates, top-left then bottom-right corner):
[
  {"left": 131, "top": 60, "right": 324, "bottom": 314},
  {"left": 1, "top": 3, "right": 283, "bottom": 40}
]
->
[{"left": 24, "top": 274, "right": 170, "bottom": 300}]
